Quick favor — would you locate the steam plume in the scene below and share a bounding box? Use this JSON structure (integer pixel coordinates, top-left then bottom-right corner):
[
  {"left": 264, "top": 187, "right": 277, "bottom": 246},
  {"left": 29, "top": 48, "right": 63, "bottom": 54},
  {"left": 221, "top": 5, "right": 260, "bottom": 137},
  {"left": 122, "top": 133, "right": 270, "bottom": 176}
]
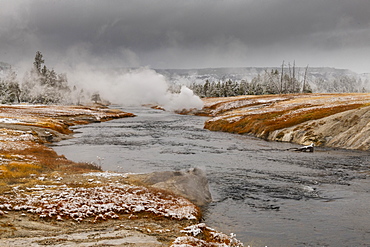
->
[{"left": 69, "top": 65, "right": 203, "bottom": 111}]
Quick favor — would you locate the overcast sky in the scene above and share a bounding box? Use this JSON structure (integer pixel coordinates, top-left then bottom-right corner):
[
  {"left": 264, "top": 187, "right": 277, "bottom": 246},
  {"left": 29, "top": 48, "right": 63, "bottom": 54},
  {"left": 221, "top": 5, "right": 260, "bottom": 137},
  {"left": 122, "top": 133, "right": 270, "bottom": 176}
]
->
[{"left": 1, "top": 0, "right": 370, "bottom": 73}]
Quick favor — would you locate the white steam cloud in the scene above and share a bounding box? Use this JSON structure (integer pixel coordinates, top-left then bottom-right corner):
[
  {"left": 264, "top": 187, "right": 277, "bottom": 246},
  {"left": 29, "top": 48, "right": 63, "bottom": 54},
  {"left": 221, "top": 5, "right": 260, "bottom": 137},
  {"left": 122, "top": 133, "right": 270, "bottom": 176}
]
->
[{"left": 68, "top": 65, "right": 203, "bottom": 111}]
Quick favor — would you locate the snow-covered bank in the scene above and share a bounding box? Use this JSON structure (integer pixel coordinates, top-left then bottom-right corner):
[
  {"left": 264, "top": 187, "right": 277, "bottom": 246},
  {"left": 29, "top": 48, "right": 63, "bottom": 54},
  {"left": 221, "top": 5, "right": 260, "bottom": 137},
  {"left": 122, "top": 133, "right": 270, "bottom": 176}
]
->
[{"left": 201, "top": 93, "right": 370, "bottom": 151}]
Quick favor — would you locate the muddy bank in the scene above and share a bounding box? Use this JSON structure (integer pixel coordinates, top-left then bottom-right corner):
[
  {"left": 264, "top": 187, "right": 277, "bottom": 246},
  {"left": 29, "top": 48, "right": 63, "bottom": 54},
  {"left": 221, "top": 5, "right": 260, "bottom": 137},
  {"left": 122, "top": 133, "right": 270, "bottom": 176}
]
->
[
  {"left": 0, "top": 105, "right": 242, "bottom": 246},
  {"left": 200, "top": 93, "right": 370, "bottom": 151}
]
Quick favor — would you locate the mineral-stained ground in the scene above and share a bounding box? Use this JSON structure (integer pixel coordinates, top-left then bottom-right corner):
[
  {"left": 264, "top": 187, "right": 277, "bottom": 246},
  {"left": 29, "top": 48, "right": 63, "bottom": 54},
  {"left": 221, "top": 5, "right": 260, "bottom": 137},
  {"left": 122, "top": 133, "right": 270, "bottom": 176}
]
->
[{"left": 199, "top": 93, "right": 370, "bottom": 151}]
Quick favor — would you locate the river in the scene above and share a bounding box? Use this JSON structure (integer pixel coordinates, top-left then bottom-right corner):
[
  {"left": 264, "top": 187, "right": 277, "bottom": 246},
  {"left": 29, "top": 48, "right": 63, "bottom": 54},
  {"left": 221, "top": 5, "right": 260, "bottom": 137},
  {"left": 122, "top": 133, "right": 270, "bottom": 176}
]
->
[{"left": 53, "top": 106, "right": 370, "bottom": 247}]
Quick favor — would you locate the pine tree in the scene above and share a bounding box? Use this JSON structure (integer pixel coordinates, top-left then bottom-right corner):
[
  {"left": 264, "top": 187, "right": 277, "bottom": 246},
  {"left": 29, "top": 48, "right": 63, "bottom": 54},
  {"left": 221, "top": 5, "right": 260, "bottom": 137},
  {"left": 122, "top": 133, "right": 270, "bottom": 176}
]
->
[
  {"left": 33, "top": 51, "right": 45, "bottom": 74},
  {"left": 91, "top": 93, "right": 101, "bottom": 104},
  {"left": 22, "top": 51, "right": 72, "bottom": 104},
  {"left": 1, "top": 69, "right": 21, "bottom": 103}
]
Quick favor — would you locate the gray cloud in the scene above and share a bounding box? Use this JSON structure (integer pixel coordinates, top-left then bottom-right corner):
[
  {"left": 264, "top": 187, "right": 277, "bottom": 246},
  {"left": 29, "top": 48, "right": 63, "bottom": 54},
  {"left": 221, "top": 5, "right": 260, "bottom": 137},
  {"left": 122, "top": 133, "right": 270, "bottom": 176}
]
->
[{"left": 1, "top": 0, "right": 370, "bottom": 72}]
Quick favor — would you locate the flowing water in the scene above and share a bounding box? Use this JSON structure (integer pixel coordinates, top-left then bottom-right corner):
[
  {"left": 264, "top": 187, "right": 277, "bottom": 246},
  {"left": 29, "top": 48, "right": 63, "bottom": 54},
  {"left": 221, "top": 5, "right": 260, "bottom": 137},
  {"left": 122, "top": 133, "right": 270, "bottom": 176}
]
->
[{"left": 53, "top": 106, "right": 370, "bottom": 247}]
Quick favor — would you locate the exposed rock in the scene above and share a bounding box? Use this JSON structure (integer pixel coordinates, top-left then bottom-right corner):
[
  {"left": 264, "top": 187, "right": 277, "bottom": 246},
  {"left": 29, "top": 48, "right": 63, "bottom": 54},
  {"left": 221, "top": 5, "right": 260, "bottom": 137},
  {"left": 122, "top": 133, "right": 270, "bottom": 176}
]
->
[
  {"left": 128, "top": 168, "right": 212, "bottom": 207},
  {"left": 288, "top": 143, "right": 314, "bottom": 152},
  {"left": 270, "top": 105, "right": 370, "bottom": 150}
]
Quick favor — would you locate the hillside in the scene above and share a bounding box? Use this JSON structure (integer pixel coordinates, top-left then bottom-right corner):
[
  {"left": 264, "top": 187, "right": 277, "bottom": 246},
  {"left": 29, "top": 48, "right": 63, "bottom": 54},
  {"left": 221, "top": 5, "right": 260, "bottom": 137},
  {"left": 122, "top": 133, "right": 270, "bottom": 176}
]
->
[
  {"left": 156, "top": 67, "right": 370, "bottom": 90},
  {"left": 199, "top": 93, "right": 370, "bottom": 151},
  {"left": 157, "top": 66, "right": 361, "bottom": 81}
]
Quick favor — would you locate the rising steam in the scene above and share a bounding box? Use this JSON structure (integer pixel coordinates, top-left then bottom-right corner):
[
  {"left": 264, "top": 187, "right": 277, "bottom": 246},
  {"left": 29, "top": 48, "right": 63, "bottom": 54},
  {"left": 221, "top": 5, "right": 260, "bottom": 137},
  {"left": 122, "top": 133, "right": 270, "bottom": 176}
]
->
[{"left": 68, "top": 65, "right": 204, "bottom": 111}]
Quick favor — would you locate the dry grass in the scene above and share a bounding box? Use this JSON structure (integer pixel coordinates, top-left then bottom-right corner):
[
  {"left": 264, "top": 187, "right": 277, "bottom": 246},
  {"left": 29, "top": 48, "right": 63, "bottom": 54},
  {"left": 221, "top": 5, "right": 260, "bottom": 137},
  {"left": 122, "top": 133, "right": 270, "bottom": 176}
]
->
[
  {"left": 0, "top": 162, "right": 43, "bottom": 179},
  {"left": 0, "top": 105, "right": 134, "bottom": 191},
  {"left": 171, "top": 223, "right": 243, "bottom": 247},
  {"left": 262, "top": 103, "right": 364, "bottom": 138},
  {"left": 27, "top": 121, "right": 72, "bottom": 135},
  {"left": 1, "top": 144, "right": 102, "bottom": 176},
  {"left": 0, "top": 181, "right": 201, "bottom": 223},
  {"left": 204, "top": 93, "right": 370, "bottom": 140}
]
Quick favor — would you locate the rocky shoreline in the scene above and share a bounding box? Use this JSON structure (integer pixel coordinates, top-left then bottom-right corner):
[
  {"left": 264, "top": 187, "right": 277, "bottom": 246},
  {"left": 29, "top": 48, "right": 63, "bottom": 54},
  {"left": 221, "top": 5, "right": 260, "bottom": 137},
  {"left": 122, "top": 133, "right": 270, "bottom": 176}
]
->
[{"left": 0, "top": 104, "right": 243, "bottom": 246}]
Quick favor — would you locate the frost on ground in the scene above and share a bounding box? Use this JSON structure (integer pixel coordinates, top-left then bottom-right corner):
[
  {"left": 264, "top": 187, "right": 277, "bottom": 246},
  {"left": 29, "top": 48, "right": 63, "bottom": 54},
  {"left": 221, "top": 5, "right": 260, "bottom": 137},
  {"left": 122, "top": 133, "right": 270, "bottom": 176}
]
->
[
  {"left": 0, "top": 182, "right": 199, "bottom": 222},
  {"left": 171, "top": 223, "right": 244, "bottom": 247},
  {"left": 0, "top": 104, "right": 135, "bottom": 181},
  {"left": 0, "top": 104, "right": 135, "bottom": 136},
  {"left": 200, "top": 93, "right": 370, "bottom": 150}
]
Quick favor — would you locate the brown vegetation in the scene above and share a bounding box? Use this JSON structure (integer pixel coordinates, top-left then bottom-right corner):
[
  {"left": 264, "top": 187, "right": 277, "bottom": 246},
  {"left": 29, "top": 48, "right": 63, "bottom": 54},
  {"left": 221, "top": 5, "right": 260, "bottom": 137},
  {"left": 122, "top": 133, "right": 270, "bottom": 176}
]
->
[
  {"left": 0, "top": 105, "right": 134, "bottom": 192},
  {"left": 201, "top": 93, "right": 370, "bottom": 150}
]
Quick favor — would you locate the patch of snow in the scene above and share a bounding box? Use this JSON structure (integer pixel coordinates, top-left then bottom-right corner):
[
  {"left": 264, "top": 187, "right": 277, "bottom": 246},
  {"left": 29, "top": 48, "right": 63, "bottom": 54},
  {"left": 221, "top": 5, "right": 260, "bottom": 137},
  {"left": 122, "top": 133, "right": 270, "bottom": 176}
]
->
[
  {"left": 0, "top": 183, "right": 199, "bottom": 222},
  {"left": 83, "top": 171, "right": 128, "bottom": 178},
  {"left": 172, "top": 223, "right": 244, "bottom": 247},
  {"left": 0, "top": 118, "right": 22, "bottom": 124}
]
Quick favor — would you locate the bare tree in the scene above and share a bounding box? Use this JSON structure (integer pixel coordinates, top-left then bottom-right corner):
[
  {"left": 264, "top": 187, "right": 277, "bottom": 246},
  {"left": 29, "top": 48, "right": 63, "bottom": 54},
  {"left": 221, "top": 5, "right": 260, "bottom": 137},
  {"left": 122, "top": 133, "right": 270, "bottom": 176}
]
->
[
  {"left": 302, "top": 65, "right": 309, "bottom": 93},
  {"left": 280, "top": 61, "right": 284, "bottom": 94}
]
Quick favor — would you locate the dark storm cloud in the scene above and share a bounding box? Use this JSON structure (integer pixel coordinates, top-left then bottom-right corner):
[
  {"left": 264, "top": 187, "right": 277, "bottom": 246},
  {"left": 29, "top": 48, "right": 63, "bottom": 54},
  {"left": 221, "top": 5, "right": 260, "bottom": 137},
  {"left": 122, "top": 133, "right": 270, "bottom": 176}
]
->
[{"left": 1, "top": 0, "right": 370, "bottom": 72}]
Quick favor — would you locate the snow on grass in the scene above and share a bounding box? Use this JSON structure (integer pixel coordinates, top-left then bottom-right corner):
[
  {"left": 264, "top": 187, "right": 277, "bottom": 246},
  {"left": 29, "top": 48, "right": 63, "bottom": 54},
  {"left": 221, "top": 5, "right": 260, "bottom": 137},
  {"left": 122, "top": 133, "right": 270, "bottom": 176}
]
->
[
  {"left": 82, "top": 171, "right": 128, "bottom": 178},
  {"left": 0, "top": 118, "right": 23, "bottom": 124},
  {"left": 0, "top": 105, "right": 133, "bottom": 130},
  {"left": 0, "top": 183, "right": 200, "bottom": 222},
  {"left": 0, "top": 141, "right": 31, "bottom": 151},
  {"left": 0, "top": 130, "right": 36, "bottom": 142},
  {"left": 0, "top": 129, "right": 38, "bottom": 152},
  {"left": 205, "top": 93, "right": 370, "bottom": 124},
  {"left": 171, "top": 223, "right": 244, "bottom": 247},
  {"left": 210, "top": 96, "right": 288, "bottom": 116}
]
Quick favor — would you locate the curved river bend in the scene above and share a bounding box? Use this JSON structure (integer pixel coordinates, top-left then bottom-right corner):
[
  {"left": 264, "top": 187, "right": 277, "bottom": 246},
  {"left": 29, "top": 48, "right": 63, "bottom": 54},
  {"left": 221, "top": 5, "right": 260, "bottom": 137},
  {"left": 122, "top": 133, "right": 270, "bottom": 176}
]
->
[{"left": 53, "top": 106, "right": 370, "bottom": 247}]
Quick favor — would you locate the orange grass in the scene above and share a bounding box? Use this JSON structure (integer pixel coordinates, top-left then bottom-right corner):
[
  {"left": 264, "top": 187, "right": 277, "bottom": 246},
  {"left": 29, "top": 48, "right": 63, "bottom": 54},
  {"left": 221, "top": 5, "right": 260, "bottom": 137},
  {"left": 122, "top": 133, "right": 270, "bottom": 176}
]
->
[
  {"left": 0, "top": 162, "right": 43, "bottom": 179},
  {"left": 21, "top": 121, "right": 72, "bottom": 135},
  {"left": 0, "top": 105, "right": 133, "bottom": 195},
  {"left": 262, "top": 103, "right": 364, "bottom": 137},
  {"left": 205, "top": 103, "right": 365, "bottom": 139},
  {"left": 0, "top": 106, "right": 133, "bottom": 185},
  {"left": 0, "top": 141, "right": 102, "bottom": 183}
]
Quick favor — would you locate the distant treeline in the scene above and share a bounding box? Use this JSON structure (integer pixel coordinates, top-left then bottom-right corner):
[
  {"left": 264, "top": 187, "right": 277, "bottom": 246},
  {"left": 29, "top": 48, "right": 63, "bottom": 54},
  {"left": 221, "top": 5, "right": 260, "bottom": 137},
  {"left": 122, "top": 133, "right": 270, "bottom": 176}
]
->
[
  {"left": 189, "top": 64, "right": 367, "bottom": 98},
  {"left": 190, "top": 64, "right": 312, "bottom": 97}
]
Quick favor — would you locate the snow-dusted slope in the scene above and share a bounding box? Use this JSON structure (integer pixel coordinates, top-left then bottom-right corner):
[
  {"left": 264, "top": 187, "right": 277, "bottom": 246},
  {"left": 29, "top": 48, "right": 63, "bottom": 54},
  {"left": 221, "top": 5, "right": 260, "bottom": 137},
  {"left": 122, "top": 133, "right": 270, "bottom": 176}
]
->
[{"left": 201, "top": 93, "right": 370, "bottom": 150}]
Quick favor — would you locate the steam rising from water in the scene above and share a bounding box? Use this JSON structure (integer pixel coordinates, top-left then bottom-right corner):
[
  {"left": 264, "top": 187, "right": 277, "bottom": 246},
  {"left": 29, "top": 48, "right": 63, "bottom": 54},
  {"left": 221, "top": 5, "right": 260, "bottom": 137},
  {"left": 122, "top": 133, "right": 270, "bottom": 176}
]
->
[{"left": 69, "top": 66, "right": 203, "bottom": 111}]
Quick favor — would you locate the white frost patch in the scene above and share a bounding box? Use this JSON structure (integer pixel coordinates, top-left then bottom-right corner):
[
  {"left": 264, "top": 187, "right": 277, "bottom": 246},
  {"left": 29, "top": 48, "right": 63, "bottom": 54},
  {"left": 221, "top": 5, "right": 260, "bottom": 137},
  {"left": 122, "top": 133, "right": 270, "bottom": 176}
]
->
[
  {"left": 82, "top": 171, "right": 128, "bottom": 178},
  {"left": 210, "top": 97, "right": 288, "bottom": 116},
  {"left": 172, "top": 223, "right": 244, "bottom": 247},
  {"left": 0, "top": 183, "right": 199, "bottom": 222},
  {"left": 180, "top": 223, "right": 206, "bottom": 236},
  {"left": 226, "top": 116, "right": 245, "bottom": 123},
  {"left": 0, "top": 129, "right": 37, "bottom": 142},
  {"left": 0, "top": 118, "right": 22, "bottom": 124},
  {"left": 0, "top": 141, "right": 31, "bottom": 151}
]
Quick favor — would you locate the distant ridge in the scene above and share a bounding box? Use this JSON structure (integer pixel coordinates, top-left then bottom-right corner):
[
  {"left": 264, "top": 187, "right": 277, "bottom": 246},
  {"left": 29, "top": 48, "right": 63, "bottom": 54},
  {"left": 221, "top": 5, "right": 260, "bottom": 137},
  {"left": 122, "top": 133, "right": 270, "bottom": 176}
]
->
[{"left": 154, "top": 66, "right": 366, "bottom": 82}]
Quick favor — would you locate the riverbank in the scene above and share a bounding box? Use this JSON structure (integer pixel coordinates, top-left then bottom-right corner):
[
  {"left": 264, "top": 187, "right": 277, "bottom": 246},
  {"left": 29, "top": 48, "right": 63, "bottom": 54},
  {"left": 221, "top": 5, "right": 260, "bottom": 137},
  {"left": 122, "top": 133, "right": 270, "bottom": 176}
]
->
[
  {"left": 0, "top": 104, "right": 243, "bottom": 246},
  {"left": 199, "top": 93, "right": 370, "bottom": 151}
]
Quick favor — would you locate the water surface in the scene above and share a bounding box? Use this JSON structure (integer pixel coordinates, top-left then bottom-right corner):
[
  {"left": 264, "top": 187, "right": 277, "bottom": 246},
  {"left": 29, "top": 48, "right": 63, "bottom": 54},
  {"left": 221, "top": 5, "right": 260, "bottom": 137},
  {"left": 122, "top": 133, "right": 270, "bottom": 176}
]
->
[{"left": 53, "top": 106, "right": 370, "bottom": 246}]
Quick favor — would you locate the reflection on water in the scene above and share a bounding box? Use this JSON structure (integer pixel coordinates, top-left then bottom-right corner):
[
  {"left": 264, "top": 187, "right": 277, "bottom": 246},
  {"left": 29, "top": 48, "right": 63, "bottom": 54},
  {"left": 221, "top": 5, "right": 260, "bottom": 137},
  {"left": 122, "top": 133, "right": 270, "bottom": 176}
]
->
[{"left": 53, "top": 106, "right": 370, "bottom": 247}]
